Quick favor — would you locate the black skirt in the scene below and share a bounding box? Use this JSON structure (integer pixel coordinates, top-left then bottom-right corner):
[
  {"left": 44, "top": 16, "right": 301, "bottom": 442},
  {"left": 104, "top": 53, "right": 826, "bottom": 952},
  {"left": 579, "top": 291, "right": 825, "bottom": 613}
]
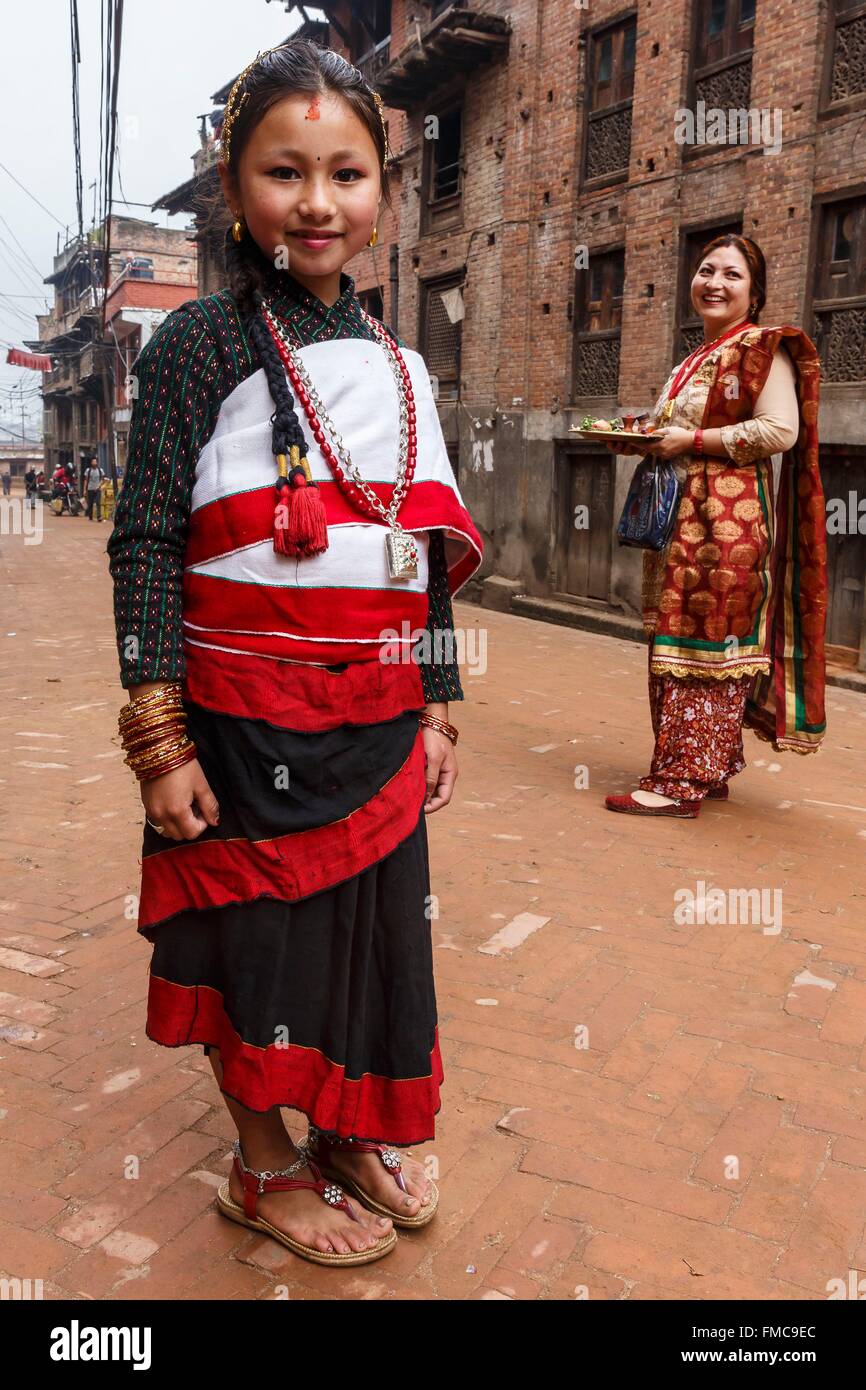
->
[{"left": 139, "top": 695, "right": 443, "bottom": 1145}]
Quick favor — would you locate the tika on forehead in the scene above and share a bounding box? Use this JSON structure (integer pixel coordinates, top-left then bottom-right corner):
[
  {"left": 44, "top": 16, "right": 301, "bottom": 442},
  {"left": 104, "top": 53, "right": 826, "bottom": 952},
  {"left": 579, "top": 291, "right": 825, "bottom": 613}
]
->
[{"left": 305, "top": 95, "right": 321, "bottom": 121}]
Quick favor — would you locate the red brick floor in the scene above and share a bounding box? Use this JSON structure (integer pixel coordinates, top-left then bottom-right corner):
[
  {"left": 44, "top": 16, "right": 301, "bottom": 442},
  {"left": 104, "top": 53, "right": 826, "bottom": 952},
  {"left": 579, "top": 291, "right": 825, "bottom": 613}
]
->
[{"left": 1, "top": 492, "right": 865, "bottom": 1301}]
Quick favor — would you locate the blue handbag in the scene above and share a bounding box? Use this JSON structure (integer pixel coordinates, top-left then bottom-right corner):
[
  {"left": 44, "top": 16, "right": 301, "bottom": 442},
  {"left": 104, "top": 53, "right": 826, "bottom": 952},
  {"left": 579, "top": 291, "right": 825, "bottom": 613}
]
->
[{"left": 616, "top": 457, "right": 682, "bottom": 550}]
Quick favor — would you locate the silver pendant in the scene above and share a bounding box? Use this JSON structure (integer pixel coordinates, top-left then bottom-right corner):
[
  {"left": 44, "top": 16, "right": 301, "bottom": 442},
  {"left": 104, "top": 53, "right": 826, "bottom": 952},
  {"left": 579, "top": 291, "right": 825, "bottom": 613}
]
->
[{"left": 386, "top": 526, "right": 418, "bottom": 580}]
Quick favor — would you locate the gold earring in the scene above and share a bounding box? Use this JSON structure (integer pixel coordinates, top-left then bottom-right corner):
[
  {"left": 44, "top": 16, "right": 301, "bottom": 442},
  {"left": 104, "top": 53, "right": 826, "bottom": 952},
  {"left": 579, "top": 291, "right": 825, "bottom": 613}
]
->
[
  {"left": 232, "top": 216, "right": 245, "bottom": 243},
  {"left": 368, "top": 226, "right": 378, "bottom": 248}
]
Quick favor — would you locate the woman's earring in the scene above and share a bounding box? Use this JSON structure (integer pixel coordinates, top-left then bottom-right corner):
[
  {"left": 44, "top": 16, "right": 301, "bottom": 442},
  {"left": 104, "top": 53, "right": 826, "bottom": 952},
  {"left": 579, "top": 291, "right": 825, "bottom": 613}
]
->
[
  {"left": 232, "top": 216, "right": 245, "bottom": 243},
  {"left": 368, "top": 226, "right": 378, "bottom": 248}
]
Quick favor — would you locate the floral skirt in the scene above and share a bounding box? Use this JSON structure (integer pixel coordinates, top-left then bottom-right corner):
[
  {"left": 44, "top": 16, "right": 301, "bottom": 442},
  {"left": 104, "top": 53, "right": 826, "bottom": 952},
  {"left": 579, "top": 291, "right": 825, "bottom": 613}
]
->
[{"left": 638, "top": 642, "right": 751, "bottom": 801}]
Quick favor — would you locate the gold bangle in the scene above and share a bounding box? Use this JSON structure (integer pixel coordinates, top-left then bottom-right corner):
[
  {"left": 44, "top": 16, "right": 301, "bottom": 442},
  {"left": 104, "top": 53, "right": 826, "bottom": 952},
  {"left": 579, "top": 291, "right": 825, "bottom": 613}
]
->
[
  {"left": 126, "top": 733, "right": 194, "bottom": 767},
  {"left": 133, "top": 745, "right": 198, "bottom": 783},
  {"left": 419, "top": 714, "right": 459, "bottom": 746}
]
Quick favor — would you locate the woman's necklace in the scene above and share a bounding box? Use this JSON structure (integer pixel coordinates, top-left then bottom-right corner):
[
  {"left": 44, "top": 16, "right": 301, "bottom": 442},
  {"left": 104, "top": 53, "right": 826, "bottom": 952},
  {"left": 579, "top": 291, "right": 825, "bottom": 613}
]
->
[
  {"left": 659, "top": 318, "right": 750, "bottom": 424},
  {"left": 261, "top": 299, "right": 420, "bottom": 579}
]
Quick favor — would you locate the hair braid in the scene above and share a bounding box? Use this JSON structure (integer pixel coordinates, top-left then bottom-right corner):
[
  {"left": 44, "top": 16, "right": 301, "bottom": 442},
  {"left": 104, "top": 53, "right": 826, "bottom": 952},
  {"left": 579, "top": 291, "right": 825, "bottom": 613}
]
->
[{"left": 222, "top": 229, "right": 310, "bottom": 461}]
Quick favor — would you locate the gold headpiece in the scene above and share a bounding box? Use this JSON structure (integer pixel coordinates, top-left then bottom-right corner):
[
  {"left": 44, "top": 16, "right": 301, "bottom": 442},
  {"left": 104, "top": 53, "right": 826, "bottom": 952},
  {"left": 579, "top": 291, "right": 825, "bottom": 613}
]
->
[
  {"left": 220, "top": 44, "right": 391, "bottom": 171},
  {"left": 371, "top": 90, "right": 392, "bottom": 169}
]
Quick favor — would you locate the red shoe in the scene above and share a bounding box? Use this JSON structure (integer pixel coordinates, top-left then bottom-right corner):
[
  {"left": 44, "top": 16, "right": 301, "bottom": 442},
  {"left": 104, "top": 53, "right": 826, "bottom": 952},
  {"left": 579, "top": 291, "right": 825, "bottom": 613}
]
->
[
  {"left": 706, "top": 783, "right": 729, "bottom": 800},
  {"left": 604, "top": 792, "right": 701, "bottom": 818}
]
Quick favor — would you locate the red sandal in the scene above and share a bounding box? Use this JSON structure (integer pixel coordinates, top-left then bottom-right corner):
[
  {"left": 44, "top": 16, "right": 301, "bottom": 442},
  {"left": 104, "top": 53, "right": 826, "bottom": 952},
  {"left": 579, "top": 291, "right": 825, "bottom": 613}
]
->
[
  {"left": 301, "top": 1125, "right": 439, "bottom": 1229},
  {"left": 216, "top": 1138, "right": 396, "bottom": 1266}
]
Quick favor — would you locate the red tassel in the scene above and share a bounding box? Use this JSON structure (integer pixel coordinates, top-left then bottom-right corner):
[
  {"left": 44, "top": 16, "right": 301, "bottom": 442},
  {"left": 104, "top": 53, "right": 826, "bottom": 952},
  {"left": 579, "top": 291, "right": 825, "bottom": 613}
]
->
[
  {"left": 273, "top": 469, "right": 329, "bottom": 556},
  {"left": 287, "top": 473, "right": 329, "bottom": 556},
  {"left": 273, "top": 480, "right": 293, "bottom": 555}
]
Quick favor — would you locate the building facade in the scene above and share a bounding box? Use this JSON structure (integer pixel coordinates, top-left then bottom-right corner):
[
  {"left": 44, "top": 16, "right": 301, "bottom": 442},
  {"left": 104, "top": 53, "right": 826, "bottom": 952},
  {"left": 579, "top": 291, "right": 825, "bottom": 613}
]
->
[
  {"left": 155, "top": 0, "right": 866, "bottom": 668},
  {"left": 311, "top": 0, "right": 865, "bottom": 671},
  {"left": 32, "top": 216, "right": 197, "bottom": 487}
]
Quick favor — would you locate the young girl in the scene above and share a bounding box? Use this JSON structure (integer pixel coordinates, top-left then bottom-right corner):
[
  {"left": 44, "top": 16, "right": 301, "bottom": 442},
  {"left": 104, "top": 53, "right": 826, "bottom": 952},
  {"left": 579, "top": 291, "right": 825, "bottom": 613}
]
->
[{"left": 107, "top": 40, "right": 482, "bottom": 1269}]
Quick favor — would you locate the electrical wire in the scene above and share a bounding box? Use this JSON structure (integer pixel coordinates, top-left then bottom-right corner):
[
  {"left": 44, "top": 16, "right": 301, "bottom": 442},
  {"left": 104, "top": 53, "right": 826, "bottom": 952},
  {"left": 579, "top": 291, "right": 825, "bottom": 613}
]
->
[
  {"left": 0, "top": 162, "right": 67, "bottom": 230},
  {"left": 70, "top": 0, "right": 85, "bottom": 240},
  {"left": 0, "top": 214, "right": 50, "bottom": 287}
]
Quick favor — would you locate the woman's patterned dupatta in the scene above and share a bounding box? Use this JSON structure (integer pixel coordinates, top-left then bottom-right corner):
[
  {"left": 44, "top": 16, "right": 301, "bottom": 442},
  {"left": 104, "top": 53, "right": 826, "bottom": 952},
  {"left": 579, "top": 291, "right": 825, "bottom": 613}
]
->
[{"left": 647, "top": 325, "right": 827, "bottom": 754}]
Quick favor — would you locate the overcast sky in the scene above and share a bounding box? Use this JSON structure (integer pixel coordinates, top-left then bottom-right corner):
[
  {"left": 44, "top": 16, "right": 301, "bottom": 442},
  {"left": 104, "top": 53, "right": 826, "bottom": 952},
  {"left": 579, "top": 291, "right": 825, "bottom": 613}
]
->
[{"left": 0, "top": 0, "right": 321, "bottom": 441}]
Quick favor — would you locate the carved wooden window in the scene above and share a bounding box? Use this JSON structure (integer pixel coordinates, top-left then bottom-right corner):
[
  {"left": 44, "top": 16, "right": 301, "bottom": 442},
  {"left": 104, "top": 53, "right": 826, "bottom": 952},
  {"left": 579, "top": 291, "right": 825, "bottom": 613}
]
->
[
  {"left": 676, "top": 221, "right": 742, "bottom": 360},
  {"left": 421, "top": 275, "right": 463, "bottom": 401},
  {"left": 812, "top": 197, "right": 866, "bottom": 382},
  {"left": 573, "top": 249, "right": 624, "bottom": 399},
  {"left": 690, "top": 0, "right": 756, "bottom": 150},
  {"left": 824, "top": 0, "right": 866, "bottom": 107},
  {"left": 584, "top": 16, "right": 637, "bottom": 184}
]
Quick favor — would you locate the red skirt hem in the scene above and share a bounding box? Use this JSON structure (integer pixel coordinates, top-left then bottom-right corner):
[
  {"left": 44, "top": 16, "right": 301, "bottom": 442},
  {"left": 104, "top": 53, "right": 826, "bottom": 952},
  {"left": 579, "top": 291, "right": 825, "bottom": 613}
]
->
[{"left": 146, "top": 974, "right": 443, "bottom": 1146}]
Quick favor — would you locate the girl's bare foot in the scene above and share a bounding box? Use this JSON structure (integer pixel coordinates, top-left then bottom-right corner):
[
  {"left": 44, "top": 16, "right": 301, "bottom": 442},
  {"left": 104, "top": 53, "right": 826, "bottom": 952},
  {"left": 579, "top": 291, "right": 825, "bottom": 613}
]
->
[
  {"left": 228, "top": 1138, "right": 394, "bottom": 1256},
  {"left": 320, "top": 1145, "right": 432, "bottom": 1218}
]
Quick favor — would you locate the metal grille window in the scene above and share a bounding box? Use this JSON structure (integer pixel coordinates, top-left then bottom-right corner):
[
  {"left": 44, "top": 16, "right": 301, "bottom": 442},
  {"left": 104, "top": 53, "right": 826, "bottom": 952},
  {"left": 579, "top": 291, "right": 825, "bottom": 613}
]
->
[
  {"left": 421, "top": 277, "right": 463, "bottom": 401},
  {"left": 676, "top": 222, "right": 743, "bottom": 360},
  {"left": 584, "top": 16, "right": 637, "bottom": 184},
  {"left": 573, "top": 249, "right": 624, "bottom": 398},
  {"left": 690, "top": 0, "right": 756, "bottom": 150},
  {"left": 812, "top": 197, "right": 866, "bottom": 382}
]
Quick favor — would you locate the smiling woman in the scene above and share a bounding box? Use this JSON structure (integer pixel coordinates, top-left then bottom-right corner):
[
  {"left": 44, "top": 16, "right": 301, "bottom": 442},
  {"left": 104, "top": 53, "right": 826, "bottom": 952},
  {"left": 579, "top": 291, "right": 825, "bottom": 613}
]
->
[{"left": 604, "top": 233, "right": 827, "bottom": 819}]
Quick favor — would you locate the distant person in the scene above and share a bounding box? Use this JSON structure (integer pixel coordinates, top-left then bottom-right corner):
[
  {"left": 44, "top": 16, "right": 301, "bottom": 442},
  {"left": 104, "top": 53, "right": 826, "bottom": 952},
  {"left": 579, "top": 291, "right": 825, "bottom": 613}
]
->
[
  {"left": 1, "top": 469, "right": 10, "bottom": 497},
  {"left": 84, "top": 457, "right": 104, "bottom": 521}
]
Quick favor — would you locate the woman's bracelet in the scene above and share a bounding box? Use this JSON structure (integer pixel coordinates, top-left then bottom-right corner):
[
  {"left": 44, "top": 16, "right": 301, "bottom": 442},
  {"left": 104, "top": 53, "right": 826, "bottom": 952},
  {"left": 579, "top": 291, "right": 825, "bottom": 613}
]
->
[
  {"left": 119, "top": 682, "right": 198, "bottom": 781},
  {"left": 419, "top": 712, "right": 459, "bottom": 745}
]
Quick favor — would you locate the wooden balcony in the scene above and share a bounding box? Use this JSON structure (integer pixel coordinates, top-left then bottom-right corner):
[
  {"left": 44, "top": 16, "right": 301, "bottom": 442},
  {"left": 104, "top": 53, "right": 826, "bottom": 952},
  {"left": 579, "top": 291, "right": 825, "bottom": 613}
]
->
[{"left": 375, "top": 7, "right": 510, "bottom": 110}]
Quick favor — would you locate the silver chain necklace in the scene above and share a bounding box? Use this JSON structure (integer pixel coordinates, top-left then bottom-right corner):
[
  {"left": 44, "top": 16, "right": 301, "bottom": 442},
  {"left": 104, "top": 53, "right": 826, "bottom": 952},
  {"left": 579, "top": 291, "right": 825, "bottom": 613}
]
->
[{"left": 261, "top": 299, "right": 419, "bottom": 580}]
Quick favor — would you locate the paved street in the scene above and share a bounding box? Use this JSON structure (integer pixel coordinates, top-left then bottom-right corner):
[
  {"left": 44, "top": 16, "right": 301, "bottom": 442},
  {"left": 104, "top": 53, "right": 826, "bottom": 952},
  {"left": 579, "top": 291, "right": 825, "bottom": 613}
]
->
[{"left": 2, "top": 488, "right": 866, "bottom": 1302}]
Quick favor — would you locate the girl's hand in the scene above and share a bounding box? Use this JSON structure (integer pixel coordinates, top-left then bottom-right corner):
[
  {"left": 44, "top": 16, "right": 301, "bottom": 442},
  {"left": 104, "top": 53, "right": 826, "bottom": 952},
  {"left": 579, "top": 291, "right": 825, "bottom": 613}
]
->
[
  {"left": 645, "top": 427, "right": 694, "bottom": 459},
  {"left": 422, "top": 727, "right": 457, "bottom": 813},
  {"left": 140, "top": 758, "right": 220, "bottom": 840}
]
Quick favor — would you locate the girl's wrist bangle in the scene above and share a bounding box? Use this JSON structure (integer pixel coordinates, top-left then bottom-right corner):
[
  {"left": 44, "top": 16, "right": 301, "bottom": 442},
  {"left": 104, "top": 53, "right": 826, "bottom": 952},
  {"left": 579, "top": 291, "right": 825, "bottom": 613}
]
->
[{"left": 419, "top": 713, "right": 459, "bottom": 746}]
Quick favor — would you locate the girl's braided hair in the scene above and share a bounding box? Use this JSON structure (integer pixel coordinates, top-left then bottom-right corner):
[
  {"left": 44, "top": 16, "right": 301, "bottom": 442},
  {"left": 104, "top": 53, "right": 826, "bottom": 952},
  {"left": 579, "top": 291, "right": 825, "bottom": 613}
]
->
[{"left": 212, "top": 39, "right": 393, "bottom": 466}]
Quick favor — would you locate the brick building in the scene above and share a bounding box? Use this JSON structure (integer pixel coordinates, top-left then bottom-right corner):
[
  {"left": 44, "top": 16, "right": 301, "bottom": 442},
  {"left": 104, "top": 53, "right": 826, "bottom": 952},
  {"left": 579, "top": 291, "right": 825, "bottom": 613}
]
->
[
  {"left": 159, "top": 0, "right": 866, "bottom": 667},
  {"left": 31, "top": 216, "right": 197, "bottom": 486}
]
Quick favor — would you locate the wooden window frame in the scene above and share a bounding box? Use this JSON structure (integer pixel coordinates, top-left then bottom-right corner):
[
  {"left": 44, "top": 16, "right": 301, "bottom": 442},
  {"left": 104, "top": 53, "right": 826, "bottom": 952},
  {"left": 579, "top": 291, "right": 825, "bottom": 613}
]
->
[
  {"left": 819, "top": 0, "right": 866, "bottom": 117},
  {"left": 420, "top": 100, "right": 464, "bottom": 236},
  {"left": 805, "top": 186, "right": 866, "bottom": 387},
  {"left": 571, "top": 244, "right": 625, "bottom": 402},
  {"left": 580, "top": 10, "right": 637, "bottom": 191},
  {"left": 685, "top": 0, "right": 756, "bottom": 161}
]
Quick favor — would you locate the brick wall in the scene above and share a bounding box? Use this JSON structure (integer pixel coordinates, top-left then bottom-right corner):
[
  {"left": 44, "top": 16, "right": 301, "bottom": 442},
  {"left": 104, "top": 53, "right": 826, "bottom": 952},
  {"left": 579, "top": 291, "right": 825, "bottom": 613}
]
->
[{"left": 324, "top": 0, "right": 865, "bottom": 604}]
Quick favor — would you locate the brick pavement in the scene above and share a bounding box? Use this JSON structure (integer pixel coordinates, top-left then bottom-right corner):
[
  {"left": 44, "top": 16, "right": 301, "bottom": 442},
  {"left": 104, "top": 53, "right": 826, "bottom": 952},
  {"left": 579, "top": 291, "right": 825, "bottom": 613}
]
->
[{"left": 1, "top": 489, "right": 865, "bottom": 1301}]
